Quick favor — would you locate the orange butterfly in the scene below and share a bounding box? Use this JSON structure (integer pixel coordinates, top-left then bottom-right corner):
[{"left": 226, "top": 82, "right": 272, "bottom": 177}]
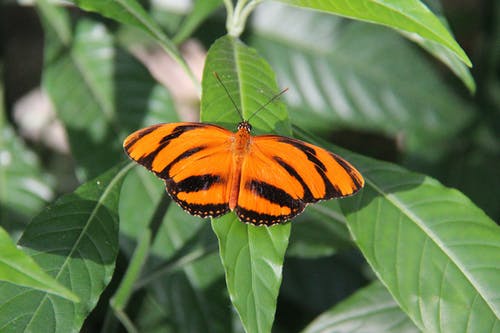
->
[
  {"left": 123, "top": 117, "right": 364, "bottom": 225},
  {"left": 124, "top": 76, "right": 363, "bottom": 225}
]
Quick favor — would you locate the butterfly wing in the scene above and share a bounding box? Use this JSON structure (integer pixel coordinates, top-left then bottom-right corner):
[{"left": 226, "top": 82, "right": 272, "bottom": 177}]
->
[
  {"left": 123, "top": 122, "right": 233, "bottom": 218},
  {"left": 235, "top": 135, "right": 364, "bottom": 225}
]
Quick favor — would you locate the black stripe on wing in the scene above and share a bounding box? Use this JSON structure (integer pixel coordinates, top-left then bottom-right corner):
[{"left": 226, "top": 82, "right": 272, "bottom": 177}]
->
[
  {"left": 165, "top": 178, "right": 229, "bottom": 218},
  {"left": 124, "top": 124, "right": 163, "bottom": 151},
  {"left": 280, "top": 138, "right": 327, "bottom": 171},
  {"left": 158, "top": 146, "right": 206, "bottom": 179},
  {"left": 133, "top": 123, "right": 209, "bottom": 170},
  {"left": 169, "top": 175, "right": 223, "bottom": 194},
  {"left": 330, "top": 153, "right": 364, "bottom": 189},
  {"left": 278, "top": 138, "right": 344, "bottom": 199},
  {"left": 236, "top": 180, "right": 306, "bottom": 225},
  {"left": 273, "top": 156, "right": 315, "bottom": 202},
  {"left": 246, "top": 180, "right": 304, "bottom": 210}
]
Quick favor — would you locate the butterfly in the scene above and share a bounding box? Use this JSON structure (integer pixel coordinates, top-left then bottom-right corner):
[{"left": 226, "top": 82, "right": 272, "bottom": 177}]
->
[
  {"left": 123, "top": 118, "right": 364, "bottom": 226},
  {"left": 124, "top": 73, "right": 363, "bottom": 225}
]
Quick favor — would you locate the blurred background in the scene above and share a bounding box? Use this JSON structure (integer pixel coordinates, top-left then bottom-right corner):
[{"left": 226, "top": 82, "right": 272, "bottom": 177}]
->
[{"left": 0, "top": 1, "right": 498, "bottom": 331}]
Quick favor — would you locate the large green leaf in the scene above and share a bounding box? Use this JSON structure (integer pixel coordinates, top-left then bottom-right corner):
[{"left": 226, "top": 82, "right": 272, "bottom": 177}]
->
[
  {"left": 201, "top": 36, "right": 290, "bottom": 134},
  {"left": 67, "top": 0, "right": 198, "bottom": 87},
  {"left": 305, "top": 144, "right": 500, "bottom": 331},
  {"left": 251, "top": 3, "right": 471, "bottom": 156},
  {"left": 0, "top": 227, "right": 78, "bottom": 302},
  {"left": 0, "top": 162, "right": 130, "bottom": 332},
  {"left": 276, "top": 0, "right": 471, "bottom": 67},
  {"left": 292, "top": 127, "right": 500, "bottom": 331},
  {"left": 39, "top": 4, "right": 174, "bottom": 179},
  {"left": 212, "top": 214, "right": 290, "bottom": 333},
  {"left": 201, "top": 35, "right": 291, "bottom": 333},
  {"left": 302, "top": 281, "right": 419, "bottom": 333}
]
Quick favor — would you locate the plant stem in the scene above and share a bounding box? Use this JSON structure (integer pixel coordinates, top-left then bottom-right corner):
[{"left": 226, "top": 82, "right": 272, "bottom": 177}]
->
[{"left": 224, "top": 0, "right": 263, "bottom": 37}]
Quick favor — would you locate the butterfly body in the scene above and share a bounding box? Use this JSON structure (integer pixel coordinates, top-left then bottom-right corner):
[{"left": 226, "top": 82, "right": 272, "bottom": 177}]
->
[
  {"left": 124, "top": 121, "right": 364, "bottom": 226},
  {"left": 228, "top": 121, "right": 252, "bottom": 210}
]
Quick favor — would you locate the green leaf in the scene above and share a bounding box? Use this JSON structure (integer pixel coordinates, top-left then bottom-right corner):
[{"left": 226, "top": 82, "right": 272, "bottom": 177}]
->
[
  {"left": 212, "top": 215, "right": 291, "bottom": 333},
  {"left": 67, "top": 0, "right": 199, "bottom": 88},
  {"left": 0, "top": 162, "right": 131, "bottom": 332},
  {"left": 302, "top": 281, "right": 419, "bottom": 333},
  {"left": 339, "top": 152, "right": 500, "bottom": 331},
  {"left": 39, "top": 5, "right": 174, "bottom": 179},
  {"left": 276, "top": 0, "right": 471, "bottom": 67},
  {"left": 292, "top": 126, "right": 500, "bottom": 331},
  {"left": 201, "top": 35, "right": 291, "bottom": 333},
  {"left": 251, "top": 4, "right": 472, "bottom": 155},
  {"left": 0, "top": 227, "right": 78, "bottom": 302},
  {"left": 201, "top": 36, "right": 290, "bottom": 134}
]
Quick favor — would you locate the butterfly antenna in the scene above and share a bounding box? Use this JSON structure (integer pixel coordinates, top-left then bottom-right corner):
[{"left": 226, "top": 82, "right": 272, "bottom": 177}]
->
[
  {"left": 247, "top": 87, "right": 289, "bottom": 122},
  {"left": 213, "top": 72, "right": 244, "bottom": 122}
]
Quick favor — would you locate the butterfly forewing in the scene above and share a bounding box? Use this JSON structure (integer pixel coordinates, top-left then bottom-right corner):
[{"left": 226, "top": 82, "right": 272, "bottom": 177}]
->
[{"left": 124, "top": 122, "right": 233, "bottom": 218}]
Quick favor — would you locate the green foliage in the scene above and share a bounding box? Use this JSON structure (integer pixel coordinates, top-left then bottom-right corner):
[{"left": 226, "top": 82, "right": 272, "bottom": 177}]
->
[{"left": 1, "top": 0, "right": 498, "bottom": 333}]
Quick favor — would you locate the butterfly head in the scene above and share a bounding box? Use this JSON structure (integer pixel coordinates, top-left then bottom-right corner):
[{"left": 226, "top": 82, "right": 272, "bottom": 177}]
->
[{"left": 237, "top": 121, "right": 252, "bottom": 133}]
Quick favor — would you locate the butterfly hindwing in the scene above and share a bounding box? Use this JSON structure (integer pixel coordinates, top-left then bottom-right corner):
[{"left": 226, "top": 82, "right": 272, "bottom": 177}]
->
[{"left": 124, "top": 122, "right": 233, "bottom": 218}]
